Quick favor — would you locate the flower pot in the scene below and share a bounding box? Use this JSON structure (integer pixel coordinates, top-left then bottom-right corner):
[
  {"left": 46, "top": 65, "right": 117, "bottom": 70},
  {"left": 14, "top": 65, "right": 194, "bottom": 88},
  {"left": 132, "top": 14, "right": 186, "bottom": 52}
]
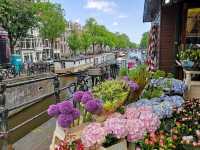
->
[
  {"left": 100, "top": 139, "right": 127, "bottom": 150},
  {"left": 181, "top": 60, "right": 194, "bottom": 69}
]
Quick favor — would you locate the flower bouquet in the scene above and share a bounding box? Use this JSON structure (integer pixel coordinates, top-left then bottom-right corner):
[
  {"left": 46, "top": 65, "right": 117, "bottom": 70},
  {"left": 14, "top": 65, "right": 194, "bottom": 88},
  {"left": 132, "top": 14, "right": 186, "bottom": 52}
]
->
[{"left": 92, "top": 80, "right": 130, "bottom": 115}]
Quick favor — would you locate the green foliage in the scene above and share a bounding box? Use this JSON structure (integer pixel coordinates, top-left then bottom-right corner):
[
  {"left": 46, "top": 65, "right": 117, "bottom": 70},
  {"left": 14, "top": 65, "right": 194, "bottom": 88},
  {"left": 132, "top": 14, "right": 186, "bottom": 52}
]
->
[
  {"left": 80, "top": 31, "right": 92, "bottom": 54},
  {"left": 84, "top": 17, "right": 135, "bottom": 52},
  {"left": 103, "top": 134, "right": 120, "bottom": 148},
  {"left": 128, "top": 64, "right": 150, "bottom": 86},
  {"left": 0, "top": 0, "right": 38, "bottom": 53},
  {"left": 139, "top": 32, "right": 149, "bottom": 49},
  {"left": 142, "top": 86, "right": 164, "bottom": 99},
  {"left": 129, "top": 42, "right": 138, "bottom": 49},
  {"left": 67, "top": 32, "right": 81, "bottom": 56},
  {"left": 151, "top": 70, "right": 174, "bottom": 79},
  {"left": 34, "top": 2, "right": 66, "bottom": 41},
  {"left": 92, "top": 80, "right": 129, "bottom": 112},
  {"left": 119, "top": 67, "right": 128, "bottom": 77},
  {"left": 177, "top": 49, "right": 200, "bottom": 62}
]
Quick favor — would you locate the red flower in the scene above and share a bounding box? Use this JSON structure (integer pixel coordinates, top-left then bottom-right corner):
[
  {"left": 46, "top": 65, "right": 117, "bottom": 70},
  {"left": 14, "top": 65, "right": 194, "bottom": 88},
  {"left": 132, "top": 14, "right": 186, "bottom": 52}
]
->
[{"left": 76, "top": 140, "right": 84, "bottom": 150}]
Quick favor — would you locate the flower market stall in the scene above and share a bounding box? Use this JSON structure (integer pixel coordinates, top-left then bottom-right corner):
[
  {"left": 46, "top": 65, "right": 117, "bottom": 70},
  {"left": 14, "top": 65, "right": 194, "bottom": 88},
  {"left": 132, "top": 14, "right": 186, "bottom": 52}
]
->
[{"left": 48, "top": 65, "right": 200, "bottom": 150}]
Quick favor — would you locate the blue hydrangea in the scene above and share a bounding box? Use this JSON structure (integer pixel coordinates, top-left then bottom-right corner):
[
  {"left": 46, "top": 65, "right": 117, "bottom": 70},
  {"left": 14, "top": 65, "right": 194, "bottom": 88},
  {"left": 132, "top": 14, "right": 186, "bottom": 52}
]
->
[
  {"left": 150, "top": 78, "right": 187, "bottom": 95},
  {"left": 152, "top": 101, "right": 173, "bottom": 119}
]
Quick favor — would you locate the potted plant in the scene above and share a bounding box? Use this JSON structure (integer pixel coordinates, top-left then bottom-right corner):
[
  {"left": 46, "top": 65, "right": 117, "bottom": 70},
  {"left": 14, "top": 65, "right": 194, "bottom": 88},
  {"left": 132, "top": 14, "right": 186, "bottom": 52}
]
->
[{"left": 177, "top": 49, "right": 200, "bottom": 69}]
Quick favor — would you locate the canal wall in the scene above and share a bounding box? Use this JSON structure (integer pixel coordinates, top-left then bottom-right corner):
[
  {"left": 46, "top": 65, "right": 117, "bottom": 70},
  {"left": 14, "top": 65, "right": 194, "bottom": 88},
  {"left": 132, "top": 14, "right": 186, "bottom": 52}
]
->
[
  {"left": 5, "top": 74, "right": 55, "bottom": 108},
  {"left": 3, "top": 73, "right": 56, "bottom": 110}
]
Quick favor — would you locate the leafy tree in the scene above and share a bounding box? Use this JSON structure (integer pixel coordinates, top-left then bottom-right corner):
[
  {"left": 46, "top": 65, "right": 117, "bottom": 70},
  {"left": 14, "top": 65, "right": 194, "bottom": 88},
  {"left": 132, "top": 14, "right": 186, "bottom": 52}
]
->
[
  {"left": 129, "top": 42, "right": 138, "bottom": 49},
  {"left": 0, "top": 0, "right": 38, "bottom": 53},
  {"left": 67, "top": 32, "right": 81, "bottom": 56},
  {"left": 115, "top": 33, "right": 129, "bottom": 50},
  {"left": 139, "top": 32, "right": 149, "bottom": 49},
  {"left": 80, "top": 31, "right": 92, "bottom": 55},
  {"left": 34, "top": 2, "right": 66, "bottom": 58}
]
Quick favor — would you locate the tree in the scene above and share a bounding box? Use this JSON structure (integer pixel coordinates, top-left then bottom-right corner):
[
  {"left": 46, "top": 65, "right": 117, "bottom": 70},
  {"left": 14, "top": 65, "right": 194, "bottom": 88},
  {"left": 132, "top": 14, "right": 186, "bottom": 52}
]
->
[
  {"left": 129, "top": 42, "right": 138, "bottom": 49},
  {"left": 67, "top": 32, "right": 81, "bottom": 56},
  {"left": 84, "top": 18, "right": 99, "bottom": 54},
  {"left": 139, "top": 32, "right": 149, "bottom": 49},
  {"left": 0, "top": 0, "right": 38, "bottom": 53},
  {"left": 80, "top": 31, "right": 92, "bottom": 55},
  {"left": 34, "top": 2, "right": 66, "bottom": 58}
]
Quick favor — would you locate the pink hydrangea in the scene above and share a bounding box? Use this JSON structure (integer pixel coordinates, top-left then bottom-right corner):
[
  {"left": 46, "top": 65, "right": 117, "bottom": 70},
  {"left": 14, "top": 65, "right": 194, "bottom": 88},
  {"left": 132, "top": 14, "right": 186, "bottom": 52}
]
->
[
  {"left": 124, "top": 107, "right": 140, "bottom": 120},
  {"left": 104, "top": 117, "right": 128, "bottom": 139},
  {"left": 139, "top": 106, "right": 161, "bottom": 133},
  {"left": 126, "top": 119, "right": 146, "bottom": 142},
  {"left": 81, "top": 123, "right": 107, "bottom": 148}
]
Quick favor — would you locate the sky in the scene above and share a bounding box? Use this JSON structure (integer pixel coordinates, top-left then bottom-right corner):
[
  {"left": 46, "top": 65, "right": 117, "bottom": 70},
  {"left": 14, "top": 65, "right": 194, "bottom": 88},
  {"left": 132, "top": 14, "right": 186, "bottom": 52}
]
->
[{"left": 52, "top": 0, "right": 150, "bottom": 44}]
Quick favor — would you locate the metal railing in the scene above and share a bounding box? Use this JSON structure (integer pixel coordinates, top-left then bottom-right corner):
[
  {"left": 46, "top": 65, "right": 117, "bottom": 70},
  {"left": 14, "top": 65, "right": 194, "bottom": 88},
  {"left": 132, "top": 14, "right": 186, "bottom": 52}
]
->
[{"left": 0, "top": 63, "right": 52, "bottom": 81}]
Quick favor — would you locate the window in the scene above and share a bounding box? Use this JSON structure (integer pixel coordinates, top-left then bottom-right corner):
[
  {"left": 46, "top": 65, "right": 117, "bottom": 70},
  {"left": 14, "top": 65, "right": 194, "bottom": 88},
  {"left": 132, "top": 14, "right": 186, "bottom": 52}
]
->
[{"left": 186, "top": 8, "right": 200, "bottom": 44}]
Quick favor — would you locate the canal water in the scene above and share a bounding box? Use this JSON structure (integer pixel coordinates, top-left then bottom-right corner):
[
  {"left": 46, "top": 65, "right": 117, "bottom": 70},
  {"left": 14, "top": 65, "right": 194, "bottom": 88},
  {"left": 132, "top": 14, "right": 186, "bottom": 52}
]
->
[{"left": 5, "top": 76, "right": 76, "bottom": 145}]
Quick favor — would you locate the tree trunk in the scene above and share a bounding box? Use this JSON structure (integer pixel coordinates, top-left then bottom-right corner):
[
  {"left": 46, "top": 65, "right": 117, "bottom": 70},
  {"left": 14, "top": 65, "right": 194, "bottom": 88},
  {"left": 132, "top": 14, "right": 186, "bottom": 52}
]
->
[
  {"left": 51, "top": 39, "right": 54, "bottom": 59},
  {"left": 85, "top": 49, "right": 87, "bottom": 55},
  {"left": 9, "top": 36, "right": 14, "bottom": 54},
  {"left": 92, "top": 43, "right": 95, "bottom": 55},
  {"left": 101, "top": 44, "right": 103, "bottom": 53}
]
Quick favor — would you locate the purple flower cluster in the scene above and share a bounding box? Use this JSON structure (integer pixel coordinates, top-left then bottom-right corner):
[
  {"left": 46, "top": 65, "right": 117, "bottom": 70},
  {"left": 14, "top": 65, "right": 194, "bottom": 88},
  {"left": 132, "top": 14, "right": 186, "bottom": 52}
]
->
[
  {"left": 128, "top": 81, "right": 139, "bottom": 91},
  {"left": 81, "top": 91, "right": 93, "bottom": 104},
  {"left": 73, "top": 91, "right": 103, "bottom": 115},
  {"left": 123, "top": 76, "right": 139, "bottom": 91},
  {"left": 47, "top": 100, "right": 80, "bottom": 128},
  {"left": 85, "top": 99, "right": 103, "bottom": 114},
  {"left": 73, "top": 91, "right": 84, "bottom": 102}
]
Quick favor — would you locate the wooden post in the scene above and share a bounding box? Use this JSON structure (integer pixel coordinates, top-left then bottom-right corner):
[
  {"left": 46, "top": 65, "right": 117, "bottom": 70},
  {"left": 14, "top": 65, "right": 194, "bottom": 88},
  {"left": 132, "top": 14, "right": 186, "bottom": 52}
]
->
[
  {"left": 0, "top": 82, "right": 9, "bottom": 150},
  {"left": 53, "top": 75, "right": 60, "bottom": 103}
]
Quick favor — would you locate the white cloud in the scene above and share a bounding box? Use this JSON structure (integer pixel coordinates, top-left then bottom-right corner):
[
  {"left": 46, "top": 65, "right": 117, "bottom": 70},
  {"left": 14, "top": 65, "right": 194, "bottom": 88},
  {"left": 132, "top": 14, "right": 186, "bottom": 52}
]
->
[
  {"left": 85, "top": 0, "right": 117, "bottom": 13},
  {"left": 118, "top": 14, "right": 128, "bottom": 19},
  {"left": 112, "top": 21, "right": 119, "bottom": 26},
  {"left": 75, "top": 18, "right": 80, "bottom": 23}
]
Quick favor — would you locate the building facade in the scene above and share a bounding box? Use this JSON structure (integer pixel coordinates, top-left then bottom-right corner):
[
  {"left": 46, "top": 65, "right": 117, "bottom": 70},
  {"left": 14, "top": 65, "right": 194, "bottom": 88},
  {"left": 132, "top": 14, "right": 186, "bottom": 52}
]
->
[
  {"left": 0, "top": 27, "right": 10, "bottom": 64},
  {"left": 143, "top": 0, "right": 200, "bottom": 75}
]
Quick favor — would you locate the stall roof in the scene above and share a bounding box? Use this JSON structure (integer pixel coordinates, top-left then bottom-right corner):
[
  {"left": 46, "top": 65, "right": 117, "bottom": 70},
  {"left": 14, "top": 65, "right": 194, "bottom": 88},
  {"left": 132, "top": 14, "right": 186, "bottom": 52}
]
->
[
  {"left": 143, "top": 0, "right": 161, "bottom": 22},
  {"left": 143, "top": 0, "right": 184, "bottom": 22}
]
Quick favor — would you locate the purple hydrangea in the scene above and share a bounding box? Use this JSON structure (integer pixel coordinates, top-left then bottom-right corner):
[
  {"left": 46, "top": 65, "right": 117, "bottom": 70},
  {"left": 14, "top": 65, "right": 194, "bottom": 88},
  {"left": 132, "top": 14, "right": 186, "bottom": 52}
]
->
[
  {"left": 47, "top": 104, "right": 60, "bottom": 117},
  {"left": 58, "top": 101, "right": 74, "bottom": 114},
  {"left": 73, "top": 91, "right": 84, "bottom": 102},
  {"left": 81, "top": 92, "right": 93, "bottom": 104},
  {"left": 85, "top": 100, "right": 103, "bottom": 114},
  {"left": 128, "top": 81, "right": 139, "bottom": 91},
  {"left": 72, "top": 108, "right": 81, "bottom": 120},
  {"left": 123, "top": 76, "right": 129, "bottom": 82},
  {"left": 58, "top": 114, "right": 74, "bottom": 128}
]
